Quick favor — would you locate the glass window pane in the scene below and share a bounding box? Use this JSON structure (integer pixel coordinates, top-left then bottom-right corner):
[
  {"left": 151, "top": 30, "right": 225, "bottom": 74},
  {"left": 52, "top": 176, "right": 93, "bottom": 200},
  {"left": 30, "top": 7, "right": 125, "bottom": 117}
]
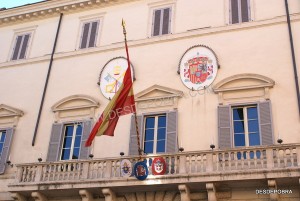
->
[
  {"left": 61, "top": 149, "right": 70, "bottom": 160},
  {"left": 234, "top": 134, "right": 245, "bottom": 146},
  {"left": 65, "top": 126, "right": 74, "bottom": 137},
  {"left": 233, "top": 108, "right": 244, "bottom": 120},
  {"left": 76, "top": 124, "right": 82, "bottom": 136},
  {"left": 72, "top": 148, "right": 79, "bottom": 159},
  {"left": 248, "top": 120, "right": 259, "bottom": 132},
  {"left": 0, "top": 143, "right": 3, "bottom": 155},
  {"left": 234, "top": 121, "right": 245, "bottom": 133},
  {"left": 145, "top": 117, "right": 155, "bottom": 128},
  {"left": 156, "top": 140, "right": 166, "bottom": 153},
  {"left": 157, "top": 128, "right": 166, "bottom": 140},
  {"left": 144, "top": 141, "right": 153, "bottom": 154},
  {"left": 0, "top": 132, "right": 6, "bottom": 142},
  {"left": 158, "top": 116, "right": 166, "bottom": 127},
  {"left": 249, "top": 133, "right": 261, "bottom": 146},
  {"left": 74, "top": 136, "right": 82, "bottom": 148},
  {"left": 247, "top": 107, "right": 258, "bottom": 119},
  {"left": 145, "top": 129, "right": 154, "bottom": 141},
  {"left": 63, "top": 137, "right": 72, "bottom": 148}
]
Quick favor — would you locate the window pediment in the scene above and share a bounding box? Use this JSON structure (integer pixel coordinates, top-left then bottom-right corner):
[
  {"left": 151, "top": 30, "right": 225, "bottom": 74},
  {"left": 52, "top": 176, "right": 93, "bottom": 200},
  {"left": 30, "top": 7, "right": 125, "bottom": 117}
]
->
[
  {"left": 0, "top": 104, "right": 23, "bottom": 127},
  {"left": 52, "top": 95, "right": 99, "bottom": 122},
  {"left": 135, "top": 85, "right": 183, "bottom": 112},
  {"left": 213, "top": 74, "right": 275, "bottom": 104}
]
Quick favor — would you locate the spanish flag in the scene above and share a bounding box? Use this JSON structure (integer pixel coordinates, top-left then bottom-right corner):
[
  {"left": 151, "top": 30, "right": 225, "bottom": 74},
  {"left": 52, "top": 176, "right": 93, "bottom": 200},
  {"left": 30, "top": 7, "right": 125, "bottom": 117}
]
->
[{"left": 85, "top": 22, "right": 136, "bottom": 147}]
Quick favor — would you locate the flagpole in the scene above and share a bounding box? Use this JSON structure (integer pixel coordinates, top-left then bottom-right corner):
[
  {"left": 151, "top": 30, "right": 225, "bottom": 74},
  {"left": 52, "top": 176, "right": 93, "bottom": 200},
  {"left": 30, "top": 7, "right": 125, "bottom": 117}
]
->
[{"left": 122, "top": 19, "right": 142, "bottom": 161}]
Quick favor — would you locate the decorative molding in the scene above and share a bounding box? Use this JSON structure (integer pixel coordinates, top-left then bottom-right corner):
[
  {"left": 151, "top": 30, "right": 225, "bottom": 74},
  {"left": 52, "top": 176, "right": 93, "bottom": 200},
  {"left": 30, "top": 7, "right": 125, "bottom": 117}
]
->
[
  {"left": 0, "top": 104, "right": 24, "bottom": 127},
  {"left": 102, "top": 188, "right": 117, "bottom": 201},
  {"left": 11, "top": 193, "right": 27, "bottom": 201},
  {"left": 268, "top": 179, "right": 279, "bottom": 201},
  {"left": 135, "top": 85, "right": 183, "bottom": 112},
  {"left": 31, "top": 192, "right": 47, "bottom": 201},
  {"left": 0, "top": 0, "right": 135, "bottom": 26},
  {"left": 213, "top": 73, "right": 275, "bottom": 104},
  {"left": 51, "top": 94, "right": 99, "bottom": 122},
  {"left": 178, "top": 184, "right": 191, "bottom": 201},
  {"left": 79, "top": 189, "right": 94, "bottom": 201},
  {"left": 206, "top": 183, "right": 217, "bottom": 201}
]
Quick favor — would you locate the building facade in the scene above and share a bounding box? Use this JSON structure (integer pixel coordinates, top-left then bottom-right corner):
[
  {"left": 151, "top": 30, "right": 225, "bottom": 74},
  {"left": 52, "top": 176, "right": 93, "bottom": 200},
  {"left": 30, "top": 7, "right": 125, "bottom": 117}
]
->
[{"left": 0, "top": 0, "right": 300, "bottom": 200}]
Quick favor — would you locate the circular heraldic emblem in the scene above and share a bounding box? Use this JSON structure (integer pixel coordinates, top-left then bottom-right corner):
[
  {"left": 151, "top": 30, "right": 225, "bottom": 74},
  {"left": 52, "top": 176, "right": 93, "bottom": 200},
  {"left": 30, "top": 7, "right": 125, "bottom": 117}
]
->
[
  {"left": 152, "top": 157, "right": 167, "bottom": 175},
  {"left": 134, "top": 161, "right": 148, "bottom": 180},
  {"left": 120, "top": 159, "right": 132, "bottom": 177},
  {"left": 99, "top": 57, "right": 134, "bottom": 99},
  {"left": 179, "top": 45, "right": 218, "bottom": 90}
]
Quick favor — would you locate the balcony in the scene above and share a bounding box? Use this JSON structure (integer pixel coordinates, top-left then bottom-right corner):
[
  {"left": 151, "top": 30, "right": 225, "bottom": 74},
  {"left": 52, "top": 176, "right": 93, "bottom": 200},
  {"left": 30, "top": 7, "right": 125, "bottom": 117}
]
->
[{"left": 8, "top": 144, "right": 300, "bottom": 200}]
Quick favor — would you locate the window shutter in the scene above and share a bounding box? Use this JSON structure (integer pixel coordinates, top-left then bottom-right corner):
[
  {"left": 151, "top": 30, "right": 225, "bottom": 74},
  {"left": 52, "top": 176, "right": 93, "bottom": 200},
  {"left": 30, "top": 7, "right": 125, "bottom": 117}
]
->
[
  {"left": 230, "top": 0, "right": 239, "bottom": 24},
  {"left": 19, "top": 34, "right": 30, "bottom": 59},
  {"left": 166, "top": 110, "right": 178, "bottom": 153},
  {"left": 88, "top": 21, "right": 98, "bottom": 48},
  {"left": 80, "top": 23, "right": 90, "bottom": 49},
  {"left": 12, "top": 35, "right": 23, "bottom": 60},
  {"left": 129, "top": 115, "right": 143, "bottom": 156},
  {"left": 0, "top": 128, "right": 14, "bottom": 174},
  {"left": 162, "top": 8, "right": 170, "bottom": 35},
  {"left": 153, "top": 9, "right": 161, "bottom": 36},
  {"left": 241, "top": 0, "right": 249, "bottom": 22},
  {"left": 46, "top": 123, "right": 64, "bottom": 162},
  {"left": 218, "top": 105, "right": 232, "bottom": 149},
  {"left": 79, "top": 120, "right": 92, "bottom": 159},
  {"left": 258, "top": 101, "right": 273, "bottom": 145}
]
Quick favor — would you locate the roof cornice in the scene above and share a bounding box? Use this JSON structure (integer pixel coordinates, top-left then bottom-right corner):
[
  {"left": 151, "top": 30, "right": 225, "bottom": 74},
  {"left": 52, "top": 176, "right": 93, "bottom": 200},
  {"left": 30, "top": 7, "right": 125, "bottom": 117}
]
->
[{"left": 0, "top": 0, "right": 137, "bottom": 26}]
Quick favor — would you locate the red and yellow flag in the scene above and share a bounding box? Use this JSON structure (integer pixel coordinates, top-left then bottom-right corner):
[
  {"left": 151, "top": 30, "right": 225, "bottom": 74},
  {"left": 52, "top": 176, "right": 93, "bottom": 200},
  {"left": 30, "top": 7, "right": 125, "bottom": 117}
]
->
[{"left": 85, "top": 22, "right": 135, "bottom": 147}]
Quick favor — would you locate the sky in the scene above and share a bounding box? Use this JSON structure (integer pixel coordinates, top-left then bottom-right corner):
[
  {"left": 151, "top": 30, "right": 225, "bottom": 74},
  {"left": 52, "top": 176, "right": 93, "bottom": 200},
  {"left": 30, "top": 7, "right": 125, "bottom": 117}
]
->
[{"left": 0, "top": 0, "right": 44, "bottom": 9}]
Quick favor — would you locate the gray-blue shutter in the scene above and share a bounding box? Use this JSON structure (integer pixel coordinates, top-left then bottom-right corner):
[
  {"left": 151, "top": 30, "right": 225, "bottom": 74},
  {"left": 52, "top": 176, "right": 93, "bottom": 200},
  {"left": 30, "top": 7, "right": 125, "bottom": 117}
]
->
[
  {"left": 0, "top": 128, "right": 14, "bottom": 174},
  {"left": 241, "top": 0, "right": 249, "bottom": 22},
  {"left": 19, "top": 34, "right": 30, "bottom": 59},
  {"left": 46, "top": 123, "right": 64, "bottom": 162},
  {"left": 88, "top": 21, "right": 98, "bottom": 48},
  {"left": 166, "top": 110, "right": 178, "bottom": 153},
  {"left": 153, "top": 9, "right": 161, "bottom": 36},
  {"left": 218, "top": 105, "right": 232, "bottom": 149},
  {"left": 129, "top": 115, "right": 143, "bottom": 156},
  {"left": 258, "top": 101, "right": 273, "bottom": 145},
  {"left": 79, "top": 120, "right": 92, "bottom": 159},
  {"left": 80, "top": 23, "right": 90, "bottom": 49},
  {"left": 162, "top": 8, "right": 170, "bottom": 35},
  {"left": 12, "top": 36, "right": 23, "bottom": 60},
  {"left": 230, "top": 0, "right": 239, "bottom": 24}
]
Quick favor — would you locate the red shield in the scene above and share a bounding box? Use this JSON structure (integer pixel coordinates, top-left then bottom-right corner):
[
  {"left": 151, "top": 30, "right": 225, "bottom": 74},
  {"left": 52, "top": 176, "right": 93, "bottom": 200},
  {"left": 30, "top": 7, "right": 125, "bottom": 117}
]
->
[
  {"left": 187, "top": 56, "right": 209, "bottom": 84},
  {"left": 152, "top": 157, "right": 166, "bottom": 175}
]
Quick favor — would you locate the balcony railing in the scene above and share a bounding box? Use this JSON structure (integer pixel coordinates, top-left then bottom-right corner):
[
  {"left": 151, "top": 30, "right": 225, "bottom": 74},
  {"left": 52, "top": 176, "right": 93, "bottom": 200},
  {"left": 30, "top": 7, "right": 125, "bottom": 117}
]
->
[{"left": 13, "top": 144, "right": 300, "bottom": 185}]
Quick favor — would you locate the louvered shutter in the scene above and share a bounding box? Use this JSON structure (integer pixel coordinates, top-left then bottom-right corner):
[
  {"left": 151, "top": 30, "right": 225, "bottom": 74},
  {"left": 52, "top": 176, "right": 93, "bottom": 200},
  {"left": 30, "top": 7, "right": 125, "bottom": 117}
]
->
[
  {"left": 12, "top": 36, "right": 23, "bottom": 60},
  {"left": 80, "top": 23, "right": 90, "bottom": 49},
  {"left": 162, "top": 8, "right": 170, "bottom": 35},
  {"left": 241, "top": 0, "right": 249, "bottom": 22},
  {"left": 230, "top": 0, "right": 239, "bottom": 24},
  {"left": 166, "top": 110, "right": 178, "bottom": 153},
  {"left": 88, "top": 21, "right": 98, "bottom": 48},
  {"left": 0, "top": 128, "right": 14, "bottom": 174},
  {"left": 19, "top": 34, "right": 30, "bottom": 59},
  {"left": 79, "top": 120, "right": 92, "bottom": 159},
  {"left": 218, "top": 105, "right": 232, "bottom": 149},
  {"left": 258, "top": 101, "right": 273, "bottom": 145},
  {"left": 129, "top": 115, "right": 143, "bottom": 156},
  {"left": 153, "top": 9, "right": 161, "bottom": 36},
  {"left": 46, "top": 123, "right": 64, "bottom": 162}
]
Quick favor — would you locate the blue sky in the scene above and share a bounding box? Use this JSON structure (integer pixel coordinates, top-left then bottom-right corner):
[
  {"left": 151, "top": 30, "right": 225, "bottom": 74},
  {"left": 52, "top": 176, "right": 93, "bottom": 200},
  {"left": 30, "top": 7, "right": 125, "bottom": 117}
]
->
[{"left": 0, "top": 0, "right": 44, "bottom": 9}]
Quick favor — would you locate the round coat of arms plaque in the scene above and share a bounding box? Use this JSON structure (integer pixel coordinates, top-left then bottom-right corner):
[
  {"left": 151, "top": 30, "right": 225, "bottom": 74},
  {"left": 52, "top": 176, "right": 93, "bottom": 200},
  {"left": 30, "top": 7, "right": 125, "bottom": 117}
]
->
[
  {"left": 152, "top": 157, "right": 167, "bottom": 175},
  {"left": 134, "top": 161, "right": 148, "bottom": 180}
]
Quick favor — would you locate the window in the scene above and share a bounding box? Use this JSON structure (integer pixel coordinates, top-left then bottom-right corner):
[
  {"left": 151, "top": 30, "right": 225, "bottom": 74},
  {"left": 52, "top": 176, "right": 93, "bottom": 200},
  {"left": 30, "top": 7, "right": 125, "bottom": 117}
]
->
[
  {"left": 46, "top": 121, "right": 92, "bottom": 162},
  {"left": 60, "top": 123, "right": 83, "bottom": 160},
  {"left": 129, "top": 111, "right": 177, "bottom": 155},
  {"left": 218, "top": 101, "right": 273, "bottom": 149},
  {"left": 230, "top": 0, "right": 250, "bottom": 24},
  {"left": 144, "top": 115, "right": 166, "bottom": 154},
  {"left": 80, "top": 20, "right": 99, "bottom": 49},
  {"left": 152, "top": 7, "right": 171, "bottom": 36},
  {"left": 0, "top": 131, "right": 6, "bottom": 157},
  {"left": 11, "top": 33, "right": 31, "bottom": 60},
  {"left": 232, "top": 106, "right": 260, "bottom": 147}
]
